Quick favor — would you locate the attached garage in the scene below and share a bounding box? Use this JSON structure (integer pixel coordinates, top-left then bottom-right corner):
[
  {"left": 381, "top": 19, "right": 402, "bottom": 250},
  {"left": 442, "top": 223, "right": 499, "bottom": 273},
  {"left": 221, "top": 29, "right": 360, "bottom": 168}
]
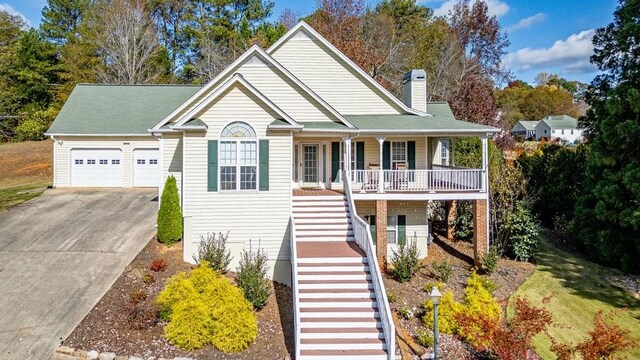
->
[
  {"left": 45, "top": 84, "right": 201, "bottom": 189},
  {"left": 71, "top": 149, "right": 123, "bottom": 187},
  {"left": 133, "top": 148, "right": 160, "bottom": 187}
]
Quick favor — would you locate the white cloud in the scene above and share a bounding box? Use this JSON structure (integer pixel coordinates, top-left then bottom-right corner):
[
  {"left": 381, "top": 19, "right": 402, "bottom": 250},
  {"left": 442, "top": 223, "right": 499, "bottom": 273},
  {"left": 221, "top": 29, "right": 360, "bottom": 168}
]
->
[
  {"left": 507, "top": 12, "right": 546, "bottom": 32},
  {"left": 503, "top": 29, "right": 597, "bottom": 74},
  {"left": 431, "top": 0, "right": 510, "bottom": 18},
  {"left": 0, "top": 3, "right": 33, "bottom": 28}
]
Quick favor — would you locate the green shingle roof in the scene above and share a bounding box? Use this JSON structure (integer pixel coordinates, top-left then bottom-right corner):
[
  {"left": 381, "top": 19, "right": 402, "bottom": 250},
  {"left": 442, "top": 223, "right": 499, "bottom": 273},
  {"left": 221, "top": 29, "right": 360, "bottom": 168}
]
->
[
  {"left": 426, "top": 102, "right": 456, "bottom": 119},
  {"left": 46, "top": 84, "right": 201, "bottom": 135},
  {"left": 514, "top": 120, "right": 540, "bottom": 130},
  {"left": 541, "top": 115, "right": 579, "bottom": 129},
  {"left": 344, "top": 115, "right": 497, "bottom": 132}
]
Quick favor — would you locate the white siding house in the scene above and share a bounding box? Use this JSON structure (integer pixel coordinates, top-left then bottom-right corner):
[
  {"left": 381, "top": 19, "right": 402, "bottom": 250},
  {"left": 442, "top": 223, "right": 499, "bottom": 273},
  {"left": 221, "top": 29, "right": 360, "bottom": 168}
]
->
[
  {"left": 535, "top": 115, "right": 584, "bottom": 143},
  {"left": 511, "top": 120, "right": 539, "bottom": 139}
]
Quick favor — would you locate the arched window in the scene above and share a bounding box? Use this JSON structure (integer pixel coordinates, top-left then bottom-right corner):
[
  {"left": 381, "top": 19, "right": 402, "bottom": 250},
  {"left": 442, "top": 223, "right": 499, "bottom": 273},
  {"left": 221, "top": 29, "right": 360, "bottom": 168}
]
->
[{"left": 219, "top": 122, "right": 257, "bottom": 190}]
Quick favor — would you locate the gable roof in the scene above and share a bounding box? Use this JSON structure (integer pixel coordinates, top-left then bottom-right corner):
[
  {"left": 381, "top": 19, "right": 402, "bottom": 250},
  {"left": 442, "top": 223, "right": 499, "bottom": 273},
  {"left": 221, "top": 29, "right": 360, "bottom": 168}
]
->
[
  {"left": 46, "top": 84, "right": 200, "bottom": 136},
  {"left": 539, "top": 115, "right": 579, "bottom": 129},
  {"left": 426, "top": 102, "right": 456, "bottom": 119},
  {"left": 171, "top": 74, "right": 299, "bottom": 130},
  {"left": 513, "top": 120, "right": 539, "bottom": 131},
  {"left": 267, "top": 21, "right": 424, "bottom": 116},
  {"left": 151, "top": 45, "right": 353, "bottom": 131}
]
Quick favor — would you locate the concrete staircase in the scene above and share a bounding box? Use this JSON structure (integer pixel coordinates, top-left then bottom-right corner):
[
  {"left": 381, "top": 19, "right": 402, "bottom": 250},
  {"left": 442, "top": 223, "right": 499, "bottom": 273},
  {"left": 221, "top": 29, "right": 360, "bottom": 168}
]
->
[{"left": 292, "top": 194, "right": 389, "bottom": 360}]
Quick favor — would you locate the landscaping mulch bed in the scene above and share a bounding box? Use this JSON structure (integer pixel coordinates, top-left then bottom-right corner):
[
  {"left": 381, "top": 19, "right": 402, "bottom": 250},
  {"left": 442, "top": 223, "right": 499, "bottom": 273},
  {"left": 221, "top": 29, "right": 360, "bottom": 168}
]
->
[
  {"left": 63, "top": 238, "right": 293, "bottom": 360},
  {"left": 384, "top": 232, "right": 535, "bottom": 359}
]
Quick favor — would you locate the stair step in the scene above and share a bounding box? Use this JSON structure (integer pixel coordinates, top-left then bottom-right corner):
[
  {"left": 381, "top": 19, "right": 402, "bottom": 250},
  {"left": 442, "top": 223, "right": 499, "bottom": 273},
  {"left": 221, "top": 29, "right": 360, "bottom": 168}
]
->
[
  {"left": 293, "top": 196, "right": 346, "bottom": 201},
  {"left": 296, "top": 231, "right": 354, "bottom": 236},
  {"left": 299, "top": 288, "right": 374, "bottom": 296},
  {"left": 297, "top": 257, "right": 366, "bottom": 264},
  {"left": 293, "top": 201, "right": 348, "bottom": 207},
  {"left": 300, "top": 317, "right": 381, "bottom": 328},
  {"left": 300, "top": 306, "right": 378, "bottom": 312},
  {"left": 300, "top": 339, "right": 386, "bottom": 351},
  {"left": 299, "top": 349, "right": 388, "bottom": 359},
  {"left": 299, "top": 301, "right": 378, "bottom": 308},
  {"left": 293, "top": 207, "right": 350, "bottom": 213},
  {"left": 298, "top": 282, "right": 373, "bottom": 290},
  {"left": 300, "top": 327, "right": 384, "bottom": 339},
  {"left": 299, "top": 274, "right": 371, "bottom": 281},
  {"left": 295, "top": 225, "right": 353, "bottom": 232}
]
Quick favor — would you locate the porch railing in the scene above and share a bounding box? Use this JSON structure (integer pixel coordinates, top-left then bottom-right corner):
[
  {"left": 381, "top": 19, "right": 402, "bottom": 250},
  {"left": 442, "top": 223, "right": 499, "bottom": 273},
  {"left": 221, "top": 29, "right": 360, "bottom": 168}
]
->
[
  {"left": 343, "top": 170, "right": 395, "bottom": 360},
  {"left": 289, "top": 216, "right": 301, "bottom": 359},
  {"left": 349, "top": 167, "right": 483, "bottom": 193}
]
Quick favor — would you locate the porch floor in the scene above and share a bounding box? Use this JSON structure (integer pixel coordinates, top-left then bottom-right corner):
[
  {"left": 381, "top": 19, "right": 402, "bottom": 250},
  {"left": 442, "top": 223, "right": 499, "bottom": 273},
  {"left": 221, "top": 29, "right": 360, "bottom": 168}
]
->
[
  {"left": 297, "top": 241, "right": 365, "bottom": 258},
  {"left": 293, "top": 189, "right": 344, "bottom": 196}
]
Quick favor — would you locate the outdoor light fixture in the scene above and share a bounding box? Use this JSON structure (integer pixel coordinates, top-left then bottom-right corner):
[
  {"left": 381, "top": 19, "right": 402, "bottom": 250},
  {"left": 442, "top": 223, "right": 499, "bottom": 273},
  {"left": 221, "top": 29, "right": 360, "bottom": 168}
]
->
[{"left": 429, "top": 286, "right": 442, "bottom": 360}]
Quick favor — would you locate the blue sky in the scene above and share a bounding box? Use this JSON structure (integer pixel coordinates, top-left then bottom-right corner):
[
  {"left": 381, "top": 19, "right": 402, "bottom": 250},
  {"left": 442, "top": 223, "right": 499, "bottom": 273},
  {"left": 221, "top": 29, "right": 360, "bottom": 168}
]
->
[{"left": 1, "top": 0, "right": 618, "bottom": 84}]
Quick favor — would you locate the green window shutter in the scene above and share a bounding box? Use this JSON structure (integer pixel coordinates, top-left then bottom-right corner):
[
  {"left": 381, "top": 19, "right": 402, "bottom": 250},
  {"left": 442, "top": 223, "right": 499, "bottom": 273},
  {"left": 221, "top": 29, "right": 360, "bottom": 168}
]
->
[
  {"left": 259, "top": 140, "right": 269, "bottom": 191},
  {"left": 369, "top": 215, "right": 377, "bottom": 244},
  {"left": 407, "top": 141, "right": 416, "bottom": 169},
  {"left": 331, "top": 142, "right": 340, "bottom": 181},
  {"left": 356, "top": 141, "right": 365, "bottom": 170},
  {"left": 383, "top": 141, "right": 391, "bottom": 170},
  {"left": 398, "top": 215, "right": 406, "bottom": 246},
  {"left": 207, "top": 140, "right": 218, "bottom": 192}
]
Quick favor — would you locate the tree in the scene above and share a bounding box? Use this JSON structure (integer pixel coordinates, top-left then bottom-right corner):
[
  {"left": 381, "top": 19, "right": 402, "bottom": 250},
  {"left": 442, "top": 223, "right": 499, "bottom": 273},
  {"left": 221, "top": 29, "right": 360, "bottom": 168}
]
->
[
  {"left": 574, "top": 0, "right": 640, "bottom": 272},
  {"left": 147, "top": 0, "right": 189, "bottom": 78},
  {"left": 157, "top": 175, "right": 183, "bottom": 245},
  {"left": 90, "top": 0, "right": 166, "bottom": 84},
  {"left": 41, "top": 0, "right": 93, "bottom": 44}
]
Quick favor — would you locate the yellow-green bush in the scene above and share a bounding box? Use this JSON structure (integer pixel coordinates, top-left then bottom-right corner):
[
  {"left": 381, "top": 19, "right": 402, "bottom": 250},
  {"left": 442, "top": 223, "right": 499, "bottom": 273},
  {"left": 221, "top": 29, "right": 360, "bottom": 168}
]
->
[
  {"left": 155, "top": 264, "right": 258, "bottom": 352},
  {"left": 423, "top": 290, "right": 461, "bottom": 334},
  {"left": 458, "top": 271, "right": 502, "bottom": 346},
  {"left": 165, "top": 300, "right": 214, "bottom": 351}
]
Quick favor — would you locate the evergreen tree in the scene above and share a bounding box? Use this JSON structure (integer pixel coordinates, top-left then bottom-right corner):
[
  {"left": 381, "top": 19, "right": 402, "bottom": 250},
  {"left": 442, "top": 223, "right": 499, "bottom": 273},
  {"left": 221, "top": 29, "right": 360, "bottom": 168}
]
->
[
  {"left": 41, "top": 0, "right": 92, "bottom": 44},
  {"left": 158, "top": 175, "right": 183, "bottom": 245},
  {"left": 575, "top": 0, "right": 640, "bottom": 272}
]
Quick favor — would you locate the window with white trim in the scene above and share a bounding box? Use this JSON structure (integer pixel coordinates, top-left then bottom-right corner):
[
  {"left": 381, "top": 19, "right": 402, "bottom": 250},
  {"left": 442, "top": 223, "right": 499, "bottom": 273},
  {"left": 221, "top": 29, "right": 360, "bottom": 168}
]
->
[
  {"left": 112, "top": 159, "right": 120, "bottom": 165},
  {"left": 137, "top": 159, "right": 145, "bottom": 164},
  {"left": 150, "top": 159, "right": 158, "bottom": 165},
  {"left": 387, "top": 215, "right": 397, "bottom": 244},
  {"left": 220, "top": 122, "right": 257, "bottom": 190},
  {"left": 75, "top": 159, "right": 83, "bottom": 165},
  {"left": 438, "top": 138, "right": 450, "bottom": 166},
  {"left": 87, "top": 159, "right": 96, "bottom": 164},
  {"left": 391, "top": 142, "right": 406, "bottom": 169}
]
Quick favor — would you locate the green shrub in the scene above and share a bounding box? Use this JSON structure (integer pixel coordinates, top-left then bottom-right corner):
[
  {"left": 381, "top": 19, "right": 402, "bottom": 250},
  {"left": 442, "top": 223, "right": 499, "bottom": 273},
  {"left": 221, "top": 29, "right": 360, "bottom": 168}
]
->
[
  {"left": 386, "top": 291, "right": 397, "bottom": 303},
  {"left": 423, "top": 290, "right": 461, "bottom": 334},
  {"left": 193, "top": 232, "right": 232, "bottom": 273},
  {"left": 480, "top": 246, "right": 500, "bottom": 273},
  {"left": 509, "top": 201, "right": 539, "bottom": 261},
  {"left": 236, "top": 243, "right": 271, "bottom": 310},
  {"left": 423, "top": 281, "right": 445, "bottom": 293},
  {"left": 432, "top": 259, "right": 454, "bottom": 282},
  {"left": 142, "top": 273, "right": 155, "bottom": 285},
  {"left": 453, "top": 201, "right": 474, "bottom": 242},
  {"left": 397, "top": 304, "right": 414, "bottom": 319},
  {"left": 416, "top": 330, "right": 434, "bottom": 348},
  {"left": 15, "top": 118, "right": 47, "bottom": 141},
  {"left": 156, "top": 264, "right": 257, "bottom": 352},
  {"left": 390, "top": 236, "right": 421, "bottom": 282},
  {"left": 157, "top": 176, "right": 182, "bottom": 245}
]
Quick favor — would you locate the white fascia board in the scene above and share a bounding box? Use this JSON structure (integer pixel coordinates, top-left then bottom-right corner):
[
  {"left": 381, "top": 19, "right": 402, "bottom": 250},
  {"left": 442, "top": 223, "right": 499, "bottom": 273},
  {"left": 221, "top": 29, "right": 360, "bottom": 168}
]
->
[
  {"left": 173, "top": 74, "right": 296, "bottom": 128},
  {"left": 170, "top": 126, "right": 208, "bottom": 131},
  {"left": 351, "top": 192, "right": 488, "bottom": 201},
  {"left": 267, "top": 21, "right": 424, "bottom": 116}
]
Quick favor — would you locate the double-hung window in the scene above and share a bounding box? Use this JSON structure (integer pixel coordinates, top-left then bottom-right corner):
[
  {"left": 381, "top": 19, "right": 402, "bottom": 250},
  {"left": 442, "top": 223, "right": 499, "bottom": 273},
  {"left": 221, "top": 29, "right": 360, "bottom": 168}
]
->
[
  {"left": 438, "top": 138, "right": 450, "bottom": 166},
  {"left": 391, "top": 142, "right": 407, "bottom": 169},
  {"left": 219, "top": 121, "right": 258, "bottom": 191},
  {"left": 387, "top": 215, "right": 398, "bottom": 244}
]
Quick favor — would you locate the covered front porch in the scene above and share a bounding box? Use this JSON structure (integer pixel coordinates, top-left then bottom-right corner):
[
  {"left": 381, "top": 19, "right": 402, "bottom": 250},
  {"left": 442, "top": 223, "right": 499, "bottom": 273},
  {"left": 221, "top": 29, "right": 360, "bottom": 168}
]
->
[{"left": 291, "top": 133, "right": 490, "bottom": 199}]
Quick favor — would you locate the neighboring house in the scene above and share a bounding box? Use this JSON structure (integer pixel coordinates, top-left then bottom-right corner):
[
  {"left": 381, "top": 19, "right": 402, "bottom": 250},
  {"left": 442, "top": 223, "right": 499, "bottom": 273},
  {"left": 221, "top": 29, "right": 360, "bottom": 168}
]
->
[
  {"left": 535, "top": 115, "right": 583, "bottom": 143},
  {"left": 511, "top": 120, "right": 539, "bottom": 139},
  {"left": 46, "top": 22, "right": 498, "bottom": 359}
]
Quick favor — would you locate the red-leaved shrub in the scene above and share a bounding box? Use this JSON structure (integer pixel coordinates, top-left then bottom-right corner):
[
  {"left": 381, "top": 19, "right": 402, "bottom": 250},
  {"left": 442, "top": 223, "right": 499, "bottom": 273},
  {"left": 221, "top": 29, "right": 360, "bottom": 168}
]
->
[{"left": 150, "top": 258, "right": 167, "bottom": 272}]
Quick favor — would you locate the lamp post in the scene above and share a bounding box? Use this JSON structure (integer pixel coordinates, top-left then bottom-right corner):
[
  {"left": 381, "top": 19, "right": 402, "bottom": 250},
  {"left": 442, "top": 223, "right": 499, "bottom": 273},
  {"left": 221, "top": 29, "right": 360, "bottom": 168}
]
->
[{"left": 429, "top": 286, "right": 442, "bottom": 360}]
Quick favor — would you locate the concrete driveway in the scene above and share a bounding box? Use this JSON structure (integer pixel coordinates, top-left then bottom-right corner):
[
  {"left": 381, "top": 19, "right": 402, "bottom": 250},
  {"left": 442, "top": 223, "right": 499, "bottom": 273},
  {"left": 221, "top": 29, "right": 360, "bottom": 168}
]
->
[{"left": 0, "top": 189, "right": 158, "bottom": 360}]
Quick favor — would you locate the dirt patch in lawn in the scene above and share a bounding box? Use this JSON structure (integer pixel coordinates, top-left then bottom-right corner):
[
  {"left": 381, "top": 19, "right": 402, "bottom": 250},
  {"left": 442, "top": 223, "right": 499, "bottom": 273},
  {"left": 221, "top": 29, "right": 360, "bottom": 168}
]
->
[
  {"left": 63, "top": 238, "right": 293, "bottom": 359},
  {"left": 384, "top": 232, "right": 535, "bottom": 359},
  {"left": 0, "top": 140, "right": 52, "bottom": 189}
]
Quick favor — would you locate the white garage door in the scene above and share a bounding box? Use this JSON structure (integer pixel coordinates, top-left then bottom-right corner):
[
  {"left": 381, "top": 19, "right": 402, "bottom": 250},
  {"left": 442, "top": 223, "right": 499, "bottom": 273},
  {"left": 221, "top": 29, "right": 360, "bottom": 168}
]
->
[
  {"left": 71, "top": 149, "right": 123, "bottom": 187},
  {"left": 133, "top": 149, "right": 159, "bottom": 187}
]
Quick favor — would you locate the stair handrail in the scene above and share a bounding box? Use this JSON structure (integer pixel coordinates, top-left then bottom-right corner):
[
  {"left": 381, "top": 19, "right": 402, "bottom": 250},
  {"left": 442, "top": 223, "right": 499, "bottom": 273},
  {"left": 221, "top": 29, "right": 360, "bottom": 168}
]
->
[
  {"left": 289, "top": 215, "right": 301, "bottom": 359},
  {"left": 343, "top": 170, "right": 396, "bottom": 360}
]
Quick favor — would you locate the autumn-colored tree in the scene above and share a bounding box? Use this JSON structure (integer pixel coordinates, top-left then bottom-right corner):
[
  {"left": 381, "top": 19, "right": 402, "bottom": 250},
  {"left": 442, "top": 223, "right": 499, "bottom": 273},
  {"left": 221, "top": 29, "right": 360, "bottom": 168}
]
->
[{"left": 457, "top": 297, "right": 553, "bottom": 360}]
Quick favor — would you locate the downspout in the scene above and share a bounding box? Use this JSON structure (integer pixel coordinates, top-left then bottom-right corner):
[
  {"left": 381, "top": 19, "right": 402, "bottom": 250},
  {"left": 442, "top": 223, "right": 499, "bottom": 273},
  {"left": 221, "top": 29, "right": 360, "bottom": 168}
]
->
[{"left": 50, "top": 135, "right": 57, "bottom": 188}]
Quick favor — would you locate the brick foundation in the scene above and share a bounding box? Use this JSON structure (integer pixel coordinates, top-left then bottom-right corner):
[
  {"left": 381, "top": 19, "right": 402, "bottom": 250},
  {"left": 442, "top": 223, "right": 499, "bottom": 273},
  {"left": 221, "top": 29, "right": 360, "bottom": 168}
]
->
[
  {"left": 375, "top": 199, "right": 388, "bottom": 270},
  {"left": 473, "top": 199, "right": 488, "bottom": 267}
]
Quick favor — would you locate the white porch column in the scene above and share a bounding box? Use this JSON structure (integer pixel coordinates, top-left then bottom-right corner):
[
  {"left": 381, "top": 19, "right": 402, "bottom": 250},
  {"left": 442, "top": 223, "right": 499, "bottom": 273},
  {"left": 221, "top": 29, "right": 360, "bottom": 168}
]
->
[
  {"left": 376, "top": 136, "right": 385, "bottom": 193},
  {"left": 481, "top": 136, "right": 488, "bottom": 192},
  {"left": 343, "top": 136, "right": 352, "bottom": 178}
]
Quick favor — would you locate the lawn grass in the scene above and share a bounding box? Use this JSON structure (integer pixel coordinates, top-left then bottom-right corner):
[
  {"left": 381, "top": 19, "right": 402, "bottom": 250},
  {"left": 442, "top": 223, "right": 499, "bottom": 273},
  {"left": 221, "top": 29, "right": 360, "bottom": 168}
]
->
[
  {"left": 507, "top": 239, "right": 640, "bottom": 359},
  {"left": 0, "top": 141, "right": 52, "bottom": 210},
  {"left": 0, "top": 183, "right": 50, "bottom": 212}
]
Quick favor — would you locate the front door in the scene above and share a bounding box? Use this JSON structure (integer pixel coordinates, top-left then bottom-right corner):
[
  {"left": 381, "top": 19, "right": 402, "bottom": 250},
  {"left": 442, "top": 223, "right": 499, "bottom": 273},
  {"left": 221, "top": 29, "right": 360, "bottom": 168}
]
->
[{"left": 302, "top": 144, "right": 319, "bottom": 186}]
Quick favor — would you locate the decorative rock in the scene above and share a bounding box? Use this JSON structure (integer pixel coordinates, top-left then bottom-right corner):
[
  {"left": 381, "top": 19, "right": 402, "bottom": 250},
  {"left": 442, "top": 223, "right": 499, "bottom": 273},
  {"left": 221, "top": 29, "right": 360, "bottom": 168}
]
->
[
  {"left": 173, "top": 358, "right": 193, "bottom": 360},
  {"left": 115, "top": 356, "right": 128, "bottom": 360},
  {"left": 87, "top": 350, "right": 99, "bottom": 360},
  {"left": 73, "top": 349, "right": 89, "bottom": 358},
  {"left": 129, "top": 357, "right": 144, "bottom": 360},
  {"left": 98, "top": 352, "right": 116, "bottom": 360},
  {"left": 57, "top": 346, "right": 75, "bottom": 355}
]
